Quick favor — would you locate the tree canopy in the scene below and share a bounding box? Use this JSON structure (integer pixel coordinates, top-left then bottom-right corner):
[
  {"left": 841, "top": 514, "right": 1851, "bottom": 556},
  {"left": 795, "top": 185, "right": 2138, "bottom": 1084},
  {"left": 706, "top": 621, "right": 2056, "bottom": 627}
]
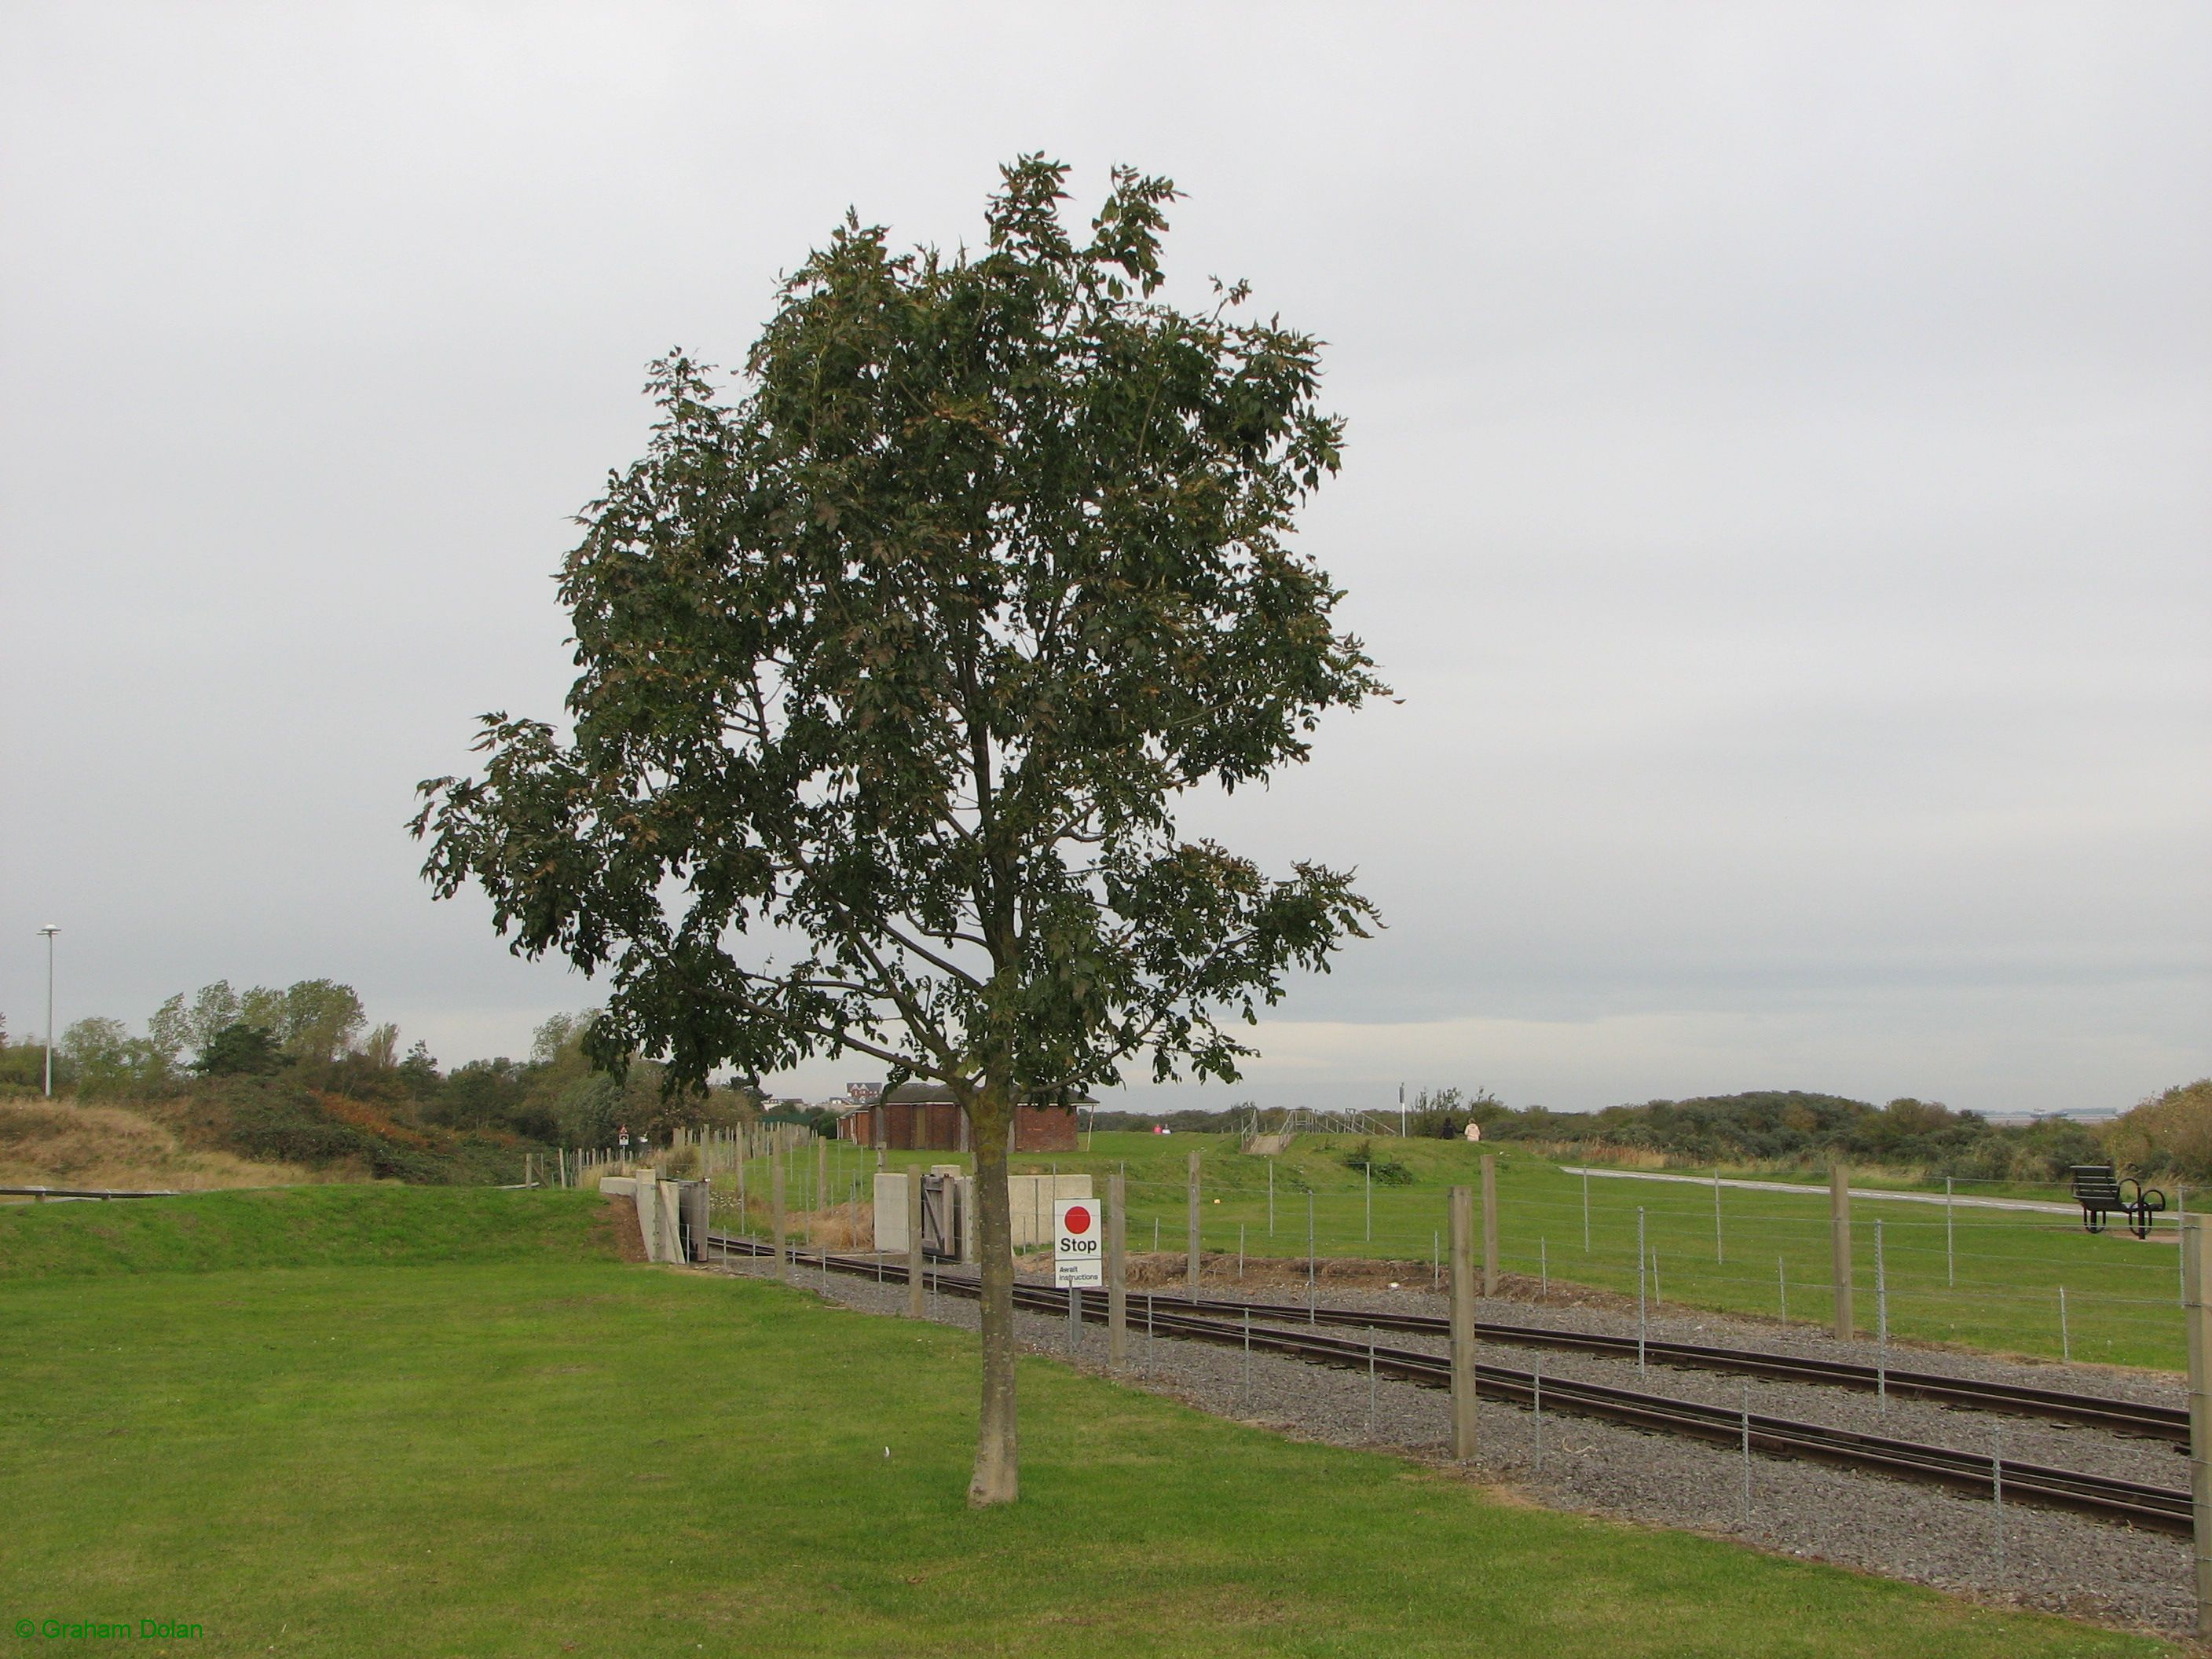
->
[{"left": 415, "top": 158, "right": 1382, "bottom": 1104}]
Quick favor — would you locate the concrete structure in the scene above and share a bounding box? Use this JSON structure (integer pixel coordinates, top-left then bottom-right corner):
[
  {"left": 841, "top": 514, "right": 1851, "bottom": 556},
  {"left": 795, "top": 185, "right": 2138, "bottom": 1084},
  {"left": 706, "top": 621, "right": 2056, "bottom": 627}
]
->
[
  {"left": 872, "top": 1169, "right": 1093, "bottom": 1260},
  {"left": 838, "top": 1083, "right": 1087, "bottom": 1153},
  {"left": 598, "top": 1173, "right": 700, "bottom": 1265}
]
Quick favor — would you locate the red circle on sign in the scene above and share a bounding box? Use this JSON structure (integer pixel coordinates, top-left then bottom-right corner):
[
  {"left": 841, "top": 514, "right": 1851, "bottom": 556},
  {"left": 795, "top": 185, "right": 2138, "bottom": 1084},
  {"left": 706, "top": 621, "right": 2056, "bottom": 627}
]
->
[{"left": 1064, "top": 1205, "right": 1093, "bottom": 1235}]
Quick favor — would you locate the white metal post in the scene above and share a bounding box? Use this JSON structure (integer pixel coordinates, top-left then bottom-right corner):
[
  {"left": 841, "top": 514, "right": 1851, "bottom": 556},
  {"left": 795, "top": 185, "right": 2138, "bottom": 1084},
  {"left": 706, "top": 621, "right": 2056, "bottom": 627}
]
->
[
  {"left": 1875, "top": 1218, "right": 1888, "bottom": 1410},
  {"left": 1945, "top": 1176, "right": 1955, "bottom": 1287},
  {"left": 1636, "top": 1207, "right": 1647, "bottom": 1375},
  {"left": 39, "top": 925, "right": 58, "bottom": 1097}
]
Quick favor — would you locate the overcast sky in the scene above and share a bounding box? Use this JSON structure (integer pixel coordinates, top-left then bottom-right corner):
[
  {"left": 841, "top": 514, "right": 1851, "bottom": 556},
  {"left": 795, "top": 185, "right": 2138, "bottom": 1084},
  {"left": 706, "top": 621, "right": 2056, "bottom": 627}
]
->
[{"left": 3, "top": 4, "right": 2206, "bottom": 1116}]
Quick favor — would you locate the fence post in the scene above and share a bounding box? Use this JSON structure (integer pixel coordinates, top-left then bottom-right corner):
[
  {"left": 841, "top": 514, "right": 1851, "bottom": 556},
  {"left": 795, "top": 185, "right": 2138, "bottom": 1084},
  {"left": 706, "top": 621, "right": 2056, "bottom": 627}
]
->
[
  {"left": 2186, "top": 1214, "right": 2212, "bottom": 1638},
  {"left": 1187, "top": 1152, "right": 1202, "bottom": 1300},
  {"left": 1480, "top": 1154, "right": 1500, "bottom": 1296},
  {"left": 1829, "top": 1162, "right": 1854, "bottom": 1340},
  {"left": 771, "top": 1152, "right": 788, "bottom": 1283},
  {"left": 1306, "top": 1192, "right": 1317, "bottom": 1322},
  {"left": 906, "top": 1174, "right": 927, "bottom": 1319},
  {"left": 1108, "top": 1171, "right": 1128, "bottom": 1369},
  {"left": 1450, "top": 1185, "right": 1478, "bottom": 1461}
]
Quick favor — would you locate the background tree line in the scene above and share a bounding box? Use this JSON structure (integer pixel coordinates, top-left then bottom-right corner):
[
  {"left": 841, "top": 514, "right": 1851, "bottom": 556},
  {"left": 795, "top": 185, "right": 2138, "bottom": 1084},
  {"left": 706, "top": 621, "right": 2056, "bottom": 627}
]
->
[
  {"left": 0, "top": 988, "right": 754, "bottom": 1181},
  {"left": 1101, "top": 1082, "right": 2212, "bottom": 1184}
]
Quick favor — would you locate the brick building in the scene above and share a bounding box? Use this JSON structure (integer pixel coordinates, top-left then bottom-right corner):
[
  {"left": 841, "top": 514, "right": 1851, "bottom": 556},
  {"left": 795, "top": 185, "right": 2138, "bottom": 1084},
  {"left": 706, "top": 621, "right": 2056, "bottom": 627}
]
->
[{"left": 838, "top": 1083, "right": 1086, "bottom": 1153}]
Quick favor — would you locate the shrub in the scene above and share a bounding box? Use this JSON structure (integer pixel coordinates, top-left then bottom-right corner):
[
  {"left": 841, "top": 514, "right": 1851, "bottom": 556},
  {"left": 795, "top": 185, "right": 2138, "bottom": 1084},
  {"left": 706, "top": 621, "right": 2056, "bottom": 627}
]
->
[
  {"left": 1339, "top": 1139, "right": 1415, "bottom": 1186},
  {"left": 2103, "top": 1081, "right": 2212, "bottom": 1181}
]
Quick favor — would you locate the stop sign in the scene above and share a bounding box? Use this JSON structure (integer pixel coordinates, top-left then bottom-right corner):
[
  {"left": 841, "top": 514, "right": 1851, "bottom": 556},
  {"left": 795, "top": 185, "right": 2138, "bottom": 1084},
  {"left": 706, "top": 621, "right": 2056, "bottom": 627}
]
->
[{"left": 1053, "top": 1197, "right": 1103, "bottom": 1287}]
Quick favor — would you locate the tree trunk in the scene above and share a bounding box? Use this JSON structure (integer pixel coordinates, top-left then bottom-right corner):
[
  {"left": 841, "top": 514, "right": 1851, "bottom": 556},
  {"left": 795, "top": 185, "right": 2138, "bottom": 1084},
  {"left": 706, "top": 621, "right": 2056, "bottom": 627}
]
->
[{"left": 966, "top": 1086, "right": 1020, "bottom": 1507}]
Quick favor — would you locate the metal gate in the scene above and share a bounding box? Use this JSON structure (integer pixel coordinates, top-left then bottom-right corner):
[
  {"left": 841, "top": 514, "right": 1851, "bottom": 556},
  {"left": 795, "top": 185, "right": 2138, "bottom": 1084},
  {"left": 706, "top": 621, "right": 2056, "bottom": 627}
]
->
[
  {"left": 920, "top": 1174, "right": 962, "bottom": 1261},
  {"left": 676, "top": 1179, "right": 710, "bottom": 1262}
]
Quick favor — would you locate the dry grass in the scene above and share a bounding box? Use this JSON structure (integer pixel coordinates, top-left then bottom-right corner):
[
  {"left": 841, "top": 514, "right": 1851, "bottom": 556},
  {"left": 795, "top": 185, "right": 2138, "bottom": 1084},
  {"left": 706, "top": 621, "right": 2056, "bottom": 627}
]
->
[
  {"left": 0, "top": 1097, "right": 331, "bottom": 1196},
  {"left": 795, "top": 1200, "right": 876, "bottom": 1250}
]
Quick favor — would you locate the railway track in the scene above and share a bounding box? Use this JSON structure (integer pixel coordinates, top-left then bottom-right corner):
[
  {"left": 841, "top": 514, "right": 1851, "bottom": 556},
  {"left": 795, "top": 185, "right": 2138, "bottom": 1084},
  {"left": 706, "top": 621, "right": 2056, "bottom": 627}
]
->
[
  {"left": 707, "top": 1232, "right": 2193, "bottom": 1536},
  {"left": 1125, "top": 1287, "right": 2188, "bottom": 1444}
]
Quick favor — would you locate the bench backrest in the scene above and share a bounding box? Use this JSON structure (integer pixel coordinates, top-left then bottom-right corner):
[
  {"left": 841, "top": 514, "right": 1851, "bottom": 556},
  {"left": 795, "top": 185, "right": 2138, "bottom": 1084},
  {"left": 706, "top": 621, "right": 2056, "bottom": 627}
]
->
[{"left": 2070, "top": 1165, "right": 2125, "bottom": 1204}]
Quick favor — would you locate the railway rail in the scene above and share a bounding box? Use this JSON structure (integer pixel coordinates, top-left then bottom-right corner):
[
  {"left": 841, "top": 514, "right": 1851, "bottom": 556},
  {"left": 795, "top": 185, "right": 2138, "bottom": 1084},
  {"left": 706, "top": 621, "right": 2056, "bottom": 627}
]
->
[
  {"left": 707, "top": 1232, "right": 2192, "bottom": 1536},
  {"left": 1130, "top": 1287, "right": 2188, "bottom": 1444}
]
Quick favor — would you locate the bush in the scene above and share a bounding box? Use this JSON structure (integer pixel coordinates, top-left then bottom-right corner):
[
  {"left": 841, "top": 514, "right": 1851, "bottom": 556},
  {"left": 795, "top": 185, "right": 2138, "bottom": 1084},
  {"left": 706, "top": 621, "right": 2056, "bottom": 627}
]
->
[
  {"left": 195, "top": 1023, "right": 287, "bottom": 1077},
  {"left": 1339, "top": 1139, "right": 1415, "bottom": 1186},
  {"left": 2104, "top": 1081, "right": 2212, "bottom": 1181}
]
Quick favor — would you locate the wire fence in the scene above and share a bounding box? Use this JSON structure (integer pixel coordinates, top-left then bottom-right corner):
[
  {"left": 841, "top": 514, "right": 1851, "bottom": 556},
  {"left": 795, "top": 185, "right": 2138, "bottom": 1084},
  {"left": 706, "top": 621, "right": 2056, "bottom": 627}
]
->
[{"left": 572, "top": 1130, "right": 2192, "bottom": 1370}]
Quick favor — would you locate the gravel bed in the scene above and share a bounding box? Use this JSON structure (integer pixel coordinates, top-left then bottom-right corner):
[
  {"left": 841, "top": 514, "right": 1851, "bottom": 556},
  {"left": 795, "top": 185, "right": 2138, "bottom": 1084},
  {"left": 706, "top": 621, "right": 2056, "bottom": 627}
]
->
[{"left": 723, "top": 1249, "right": 2192, "bottom": 1639}]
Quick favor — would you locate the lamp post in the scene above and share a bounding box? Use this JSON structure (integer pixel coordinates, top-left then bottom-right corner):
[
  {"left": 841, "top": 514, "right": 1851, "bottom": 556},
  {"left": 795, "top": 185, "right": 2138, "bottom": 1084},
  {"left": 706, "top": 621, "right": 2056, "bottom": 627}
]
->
[{"left": 38, "top": 925, "right": 58, "bottom": 1097}]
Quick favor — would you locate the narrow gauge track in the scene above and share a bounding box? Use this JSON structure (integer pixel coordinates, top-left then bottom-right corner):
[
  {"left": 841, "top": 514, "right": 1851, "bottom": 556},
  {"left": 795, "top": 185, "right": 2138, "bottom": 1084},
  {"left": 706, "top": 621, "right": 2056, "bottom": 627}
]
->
[
  {"left": 709, "top": 1233, "right": 2191, "bottom": 1536},
  {"left": 1136, "top": 1289, "right": 2187, "bottom": 1445}
]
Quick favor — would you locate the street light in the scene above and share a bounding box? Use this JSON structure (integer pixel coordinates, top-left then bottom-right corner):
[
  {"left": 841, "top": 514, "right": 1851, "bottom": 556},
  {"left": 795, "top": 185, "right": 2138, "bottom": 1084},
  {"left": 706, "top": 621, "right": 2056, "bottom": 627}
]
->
[{"left": 38, "top": 925, "right": 58, "bottom": 1098}]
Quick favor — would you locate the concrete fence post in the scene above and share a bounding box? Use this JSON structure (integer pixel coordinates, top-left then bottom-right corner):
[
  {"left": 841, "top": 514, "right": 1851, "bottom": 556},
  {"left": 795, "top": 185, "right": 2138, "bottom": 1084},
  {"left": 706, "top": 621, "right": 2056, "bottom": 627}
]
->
[
  {"left": 2186, "top": 1214, "right": 2212, "bottom": 1637},
  {"left": 1450, "top": 1185, "right": 1478, "bottom": 1461},
  {"left": 1829, "top": 1163, "right": 1854, "bottom": 1340},
  {"left": 1480, "top": 1154, "right": 1500, "bottom": 1296},
  {"left": 771, "top": 1154, "right": 788, "bottom": 1282},
  {"left": 1108, "top": 1171, "right": 1128, "bottom": 1369},
  {"left": 1187, "top": 1152, "right": 1202, "bottom": 1300},
  {"left": 816, "top": 1137, "right": 829, "bottom": 1215},
  {"left": 906, "top": 1174, "right": 927, "bottom": 1320}
]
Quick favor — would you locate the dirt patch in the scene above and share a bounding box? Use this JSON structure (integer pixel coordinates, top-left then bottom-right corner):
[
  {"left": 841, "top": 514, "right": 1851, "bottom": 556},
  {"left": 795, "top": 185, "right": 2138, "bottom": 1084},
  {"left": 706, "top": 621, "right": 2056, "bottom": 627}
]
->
[{"left": 597, "top": 1195, "right": 649, "bottom": 1263}]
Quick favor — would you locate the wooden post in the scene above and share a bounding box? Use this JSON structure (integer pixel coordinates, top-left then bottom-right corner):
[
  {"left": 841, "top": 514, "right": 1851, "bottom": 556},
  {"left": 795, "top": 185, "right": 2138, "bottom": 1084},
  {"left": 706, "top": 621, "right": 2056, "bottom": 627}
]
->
[
  {"left": 1450, "top": 1185, "right": 1478, "bottom": 1461},
  {"left": 1829, "top": 1162, "right": 1853, "bottom": 1340},
  {"left": 906, "top": 1173, "right": 926, "bottom": 1320},
  {"left": 1187, "top": 1152, "right": 1202, "bottom": 1299},
  {"left": 1108, "top": 1171, "right": 1128, "bottom": 1369},
  {"left": 1480, "top": 1154, "right": 1500, "bottom": 1296},
  {"left": 2187, "top": 1214, "right": 2212, "bottom": 1637},
  {"left": 771, "top": 1152, "right": 788, "bottom": 1283}
]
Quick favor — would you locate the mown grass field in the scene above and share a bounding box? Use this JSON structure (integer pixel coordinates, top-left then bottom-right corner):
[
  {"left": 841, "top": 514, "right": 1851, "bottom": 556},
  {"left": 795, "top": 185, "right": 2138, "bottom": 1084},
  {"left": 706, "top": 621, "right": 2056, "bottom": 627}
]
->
[
  {"left": 748, "top": 1132, "right": 2192, "bottom": 1372},
  {"left": 0, "top": 1185, "right": 2172, "bottom": 1657}
]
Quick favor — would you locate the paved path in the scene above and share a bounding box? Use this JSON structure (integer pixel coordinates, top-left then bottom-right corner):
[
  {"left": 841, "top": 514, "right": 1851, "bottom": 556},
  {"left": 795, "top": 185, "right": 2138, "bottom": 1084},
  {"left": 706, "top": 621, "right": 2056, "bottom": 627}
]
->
[{"left": 1557, "top": 1164, "right": 2109, "bottom": 1220}]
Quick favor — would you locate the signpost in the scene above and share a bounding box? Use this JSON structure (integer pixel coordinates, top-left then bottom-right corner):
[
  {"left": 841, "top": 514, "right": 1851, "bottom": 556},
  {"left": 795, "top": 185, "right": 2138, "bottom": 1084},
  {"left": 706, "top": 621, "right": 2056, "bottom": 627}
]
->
[{"left": 1056, "top": 1198, "right": 1103, "bottom": 1353}]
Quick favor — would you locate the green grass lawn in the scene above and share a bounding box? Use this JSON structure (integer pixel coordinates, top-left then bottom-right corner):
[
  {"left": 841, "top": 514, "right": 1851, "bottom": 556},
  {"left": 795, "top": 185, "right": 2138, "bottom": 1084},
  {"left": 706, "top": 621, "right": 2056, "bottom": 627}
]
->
[
  {"left": 0, "top": 1185, "right": 2171, "bottom": 1657},
  {"left": 744, "top": 1133, "right": 2192, "bottom": 1372}
]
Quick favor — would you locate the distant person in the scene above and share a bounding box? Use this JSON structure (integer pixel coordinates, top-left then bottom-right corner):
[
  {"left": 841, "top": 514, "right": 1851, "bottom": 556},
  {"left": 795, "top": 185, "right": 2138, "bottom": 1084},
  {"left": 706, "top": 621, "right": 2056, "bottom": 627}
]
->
[{"left": 1464, "top": 1122, "right": 1481, "bottom": 1142}]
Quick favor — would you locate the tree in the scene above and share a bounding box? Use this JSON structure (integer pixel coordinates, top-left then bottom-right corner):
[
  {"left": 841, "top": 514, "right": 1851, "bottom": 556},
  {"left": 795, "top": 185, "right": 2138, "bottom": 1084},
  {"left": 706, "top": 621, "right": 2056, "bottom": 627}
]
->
[
  {"left": 60, "top": 1016, "right": 135, "bottom": 1093},
  {"left": 397, "top": 1039, "right": 441, "bottom": 1099},
  {"left": 195, "top": 1021, "right": 287, "bottom": 1076},
  {"left": 148, "top": 981, "right": 246, "bottom": 1067},
  {"left": 436, "top": 1058, "right": 526, "bottom": 1130},
  {"left": 413, "top": 159, "right": 1382, "bottom": 1505},
  {"left": 361, "top": 1022, "right": 401, "bottom": 1068},
  {"left": 276, "top": 980, "right": 368, "bottom": 1063}
]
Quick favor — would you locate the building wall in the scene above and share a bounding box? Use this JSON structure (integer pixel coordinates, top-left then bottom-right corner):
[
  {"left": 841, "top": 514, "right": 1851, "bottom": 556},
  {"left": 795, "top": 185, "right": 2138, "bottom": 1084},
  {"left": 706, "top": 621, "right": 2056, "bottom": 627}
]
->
[
  {"left": 840, "top": 1098, "right": 1079, "bottom": 1152},
  {"left": 1013, "top": 1103, "right": 1078, "bottom": 1152}
]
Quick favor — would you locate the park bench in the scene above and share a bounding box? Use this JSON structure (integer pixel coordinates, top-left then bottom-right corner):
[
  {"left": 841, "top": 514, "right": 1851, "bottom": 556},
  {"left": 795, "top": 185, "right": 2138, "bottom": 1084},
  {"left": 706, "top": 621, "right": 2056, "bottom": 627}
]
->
[{"left": 2068, "top": 1164, "right": 2166, "bottom": 1240}]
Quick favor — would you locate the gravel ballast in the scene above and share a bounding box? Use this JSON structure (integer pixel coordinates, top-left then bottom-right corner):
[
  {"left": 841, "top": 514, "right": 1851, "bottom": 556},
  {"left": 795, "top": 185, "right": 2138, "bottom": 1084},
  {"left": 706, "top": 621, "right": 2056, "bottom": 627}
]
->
[{"left": 720, "top": 1248, "right": 2192, "bottom": 1639}]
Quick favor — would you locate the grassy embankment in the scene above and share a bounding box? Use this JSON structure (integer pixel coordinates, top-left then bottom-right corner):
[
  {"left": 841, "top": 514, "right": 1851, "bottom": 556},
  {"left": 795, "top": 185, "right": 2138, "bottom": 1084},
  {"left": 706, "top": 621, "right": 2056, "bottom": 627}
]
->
[
  {"left": 0, "top": 1184, "right": 2170, "bottom": 1657},
  {"left": 0, "top": 1096, "right": 324, "bottom": 1194},
  {"left": 742, "top": 1132, "right": 2191, "bottom": 1371}
]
